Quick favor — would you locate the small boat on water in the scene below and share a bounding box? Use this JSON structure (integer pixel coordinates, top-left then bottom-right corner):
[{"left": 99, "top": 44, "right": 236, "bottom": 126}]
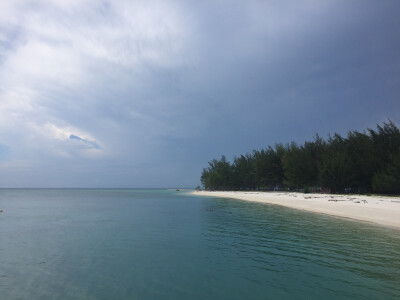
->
[{"left": 176, "top": 189, "right": 180, "bottom": 191}]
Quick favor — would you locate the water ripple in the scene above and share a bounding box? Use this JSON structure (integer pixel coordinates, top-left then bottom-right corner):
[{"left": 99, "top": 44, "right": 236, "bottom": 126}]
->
[{"left": 201, "top": 197, "right": 400, "bottom": 298}]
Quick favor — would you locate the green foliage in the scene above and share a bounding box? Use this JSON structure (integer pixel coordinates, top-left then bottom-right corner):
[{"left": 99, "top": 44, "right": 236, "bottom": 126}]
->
[
  {"left": 372, "top": 150, "right": 400, "bottom": 194},
  {"left": 283, "top": 141, "right": 319, "bottom": 188},
  {"left": 233, "top": 154, "right": 256, "bottom": 190},
  {"left": 369, "top": 120, "right": 400, "bottom": 169},
  {"left": 346, "top": 130, "right": 375, "bottom": 190},
  {"left": 320, "top": 148, "right": 352, "bottom": 193},
  {"left": 253, "top": 145, "right": 285, "bottom": 189},
  {"left": 200, "top": 121, "right": 400, "bottom": 195},
  {"left": 201, "top": 155, "right": 234, "bottom": 190}
]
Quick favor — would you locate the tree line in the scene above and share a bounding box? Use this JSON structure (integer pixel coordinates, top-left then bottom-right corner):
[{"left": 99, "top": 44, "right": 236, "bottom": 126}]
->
[{"left": 200, "top": 121, "right": 400, "bottom": 194}]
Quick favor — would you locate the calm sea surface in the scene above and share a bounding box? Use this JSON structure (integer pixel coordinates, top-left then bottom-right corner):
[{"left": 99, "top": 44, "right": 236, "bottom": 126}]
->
[{"left": 0, "top": 189, "right": 399, "bottom": 299}]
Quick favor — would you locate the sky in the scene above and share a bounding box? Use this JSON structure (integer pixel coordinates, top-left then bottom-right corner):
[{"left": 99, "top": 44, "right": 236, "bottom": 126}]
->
[{"left": 0, "top": 0, "right": 399, "bottom": 188}]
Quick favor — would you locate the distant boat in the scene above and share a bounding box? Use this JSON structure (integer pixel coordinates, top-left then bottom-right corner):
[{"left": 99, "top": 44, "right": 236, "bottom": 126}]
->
[{"left": 176, "top": 189, "right": 180, "bottom": 191}]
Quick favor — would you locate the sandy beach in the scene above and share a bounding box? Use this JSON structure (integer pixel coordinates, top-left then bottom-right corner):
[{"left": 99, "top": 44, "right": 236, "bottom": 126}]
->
[{"left": 193, "top": 191, "right": 400, "bottom": 229}]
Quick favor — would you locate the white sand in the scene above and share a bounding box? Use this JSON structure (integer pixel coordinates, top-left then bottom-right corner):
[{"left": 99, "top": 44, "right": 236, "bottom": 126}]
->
[{"left": 193, "top": 191, "right": 400, "bottom": 229}]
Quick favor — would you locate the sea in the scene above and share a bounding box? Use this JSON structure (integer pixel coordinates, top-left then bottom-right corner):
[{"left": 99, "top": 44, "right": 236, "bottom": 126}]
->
[{"left": 0, "top": 189, "right": 399, "bottom": 299}]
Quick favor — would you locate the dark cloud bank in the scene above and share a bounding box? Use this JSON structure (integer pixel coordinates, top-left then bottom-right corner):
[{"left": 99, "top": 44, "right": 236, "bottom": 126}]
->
[{"left": 0, "top": 0, "right": 399, "bottom": 187}]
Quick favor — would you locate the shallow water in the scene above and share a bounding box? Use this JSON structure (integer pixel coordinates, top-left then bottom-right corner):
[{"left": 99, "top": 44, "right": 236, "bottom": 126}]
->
[{"left": 0, "top": 189, "right": 399, "bottom": 299}]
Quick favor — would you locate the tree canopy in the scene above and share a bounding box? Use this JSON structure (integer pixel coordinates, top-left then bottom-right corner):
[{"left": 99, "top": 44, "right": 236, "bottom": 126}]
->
[{"left": 200, "top": 121, "right": 400, "bottom": 194}]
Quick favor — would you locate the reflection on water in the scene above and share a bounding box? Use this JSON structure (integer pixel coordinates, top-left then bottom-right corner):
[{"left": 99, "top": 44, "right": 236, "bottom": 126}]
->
[{"left": 0, "top": 189, "right": 399, "bottom": 300}]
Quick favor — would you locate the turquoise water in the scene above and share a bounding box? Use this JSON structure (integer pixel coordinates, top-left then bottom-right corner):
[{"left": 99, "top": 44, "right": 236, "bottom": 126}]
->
[{"left": 0, "top": 189, "right": 399, "bottom": 299}]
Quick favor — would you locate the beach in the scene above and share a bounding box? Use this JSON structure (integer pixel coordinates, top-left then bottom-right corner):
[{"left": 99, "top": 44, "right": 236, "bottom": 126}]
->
[{"left": 193, "top": 191, "right": 400, "bottom": 229}]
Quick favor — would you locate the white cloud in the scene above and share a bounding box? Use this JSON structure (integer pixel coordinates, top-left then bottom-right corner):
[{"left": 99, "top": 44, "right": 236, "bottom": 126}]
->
[{"left": 0, "top": 0, "right": 192, "bottom": 169}]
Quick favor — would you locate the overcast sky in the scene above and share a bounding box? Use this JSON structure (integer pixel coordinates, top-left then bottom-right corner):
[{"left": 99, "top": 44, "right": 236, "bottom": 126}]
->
[{"left": 0, "top": 0, "right": 399, "bottom": 188}]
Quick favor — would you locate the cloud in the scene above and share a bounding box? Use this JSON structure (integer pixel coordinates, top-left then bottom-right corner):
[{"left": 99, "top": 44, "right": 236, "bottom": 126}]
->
[
  {"left": 0, "top": 0, "right": 399, "bottom": 187},
  {"left": 0, "top": 0, "right": 189, "bottom": 161},
  {"left": 69, "top": 134, "right": 100, "bottom": 149},
  {"left": 37, "top": 123, "right": 103, "bottom": 157},
  {"left": 0, "top": 143, "right": 10, "bottom": 161}
]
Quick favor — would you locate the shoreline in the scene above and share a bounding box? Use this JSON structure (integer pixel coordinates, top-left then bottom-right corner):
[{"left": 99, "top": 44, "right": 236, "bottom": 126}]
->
[{"left": 192, "top": 191, "right": 400, "bottom": 230}]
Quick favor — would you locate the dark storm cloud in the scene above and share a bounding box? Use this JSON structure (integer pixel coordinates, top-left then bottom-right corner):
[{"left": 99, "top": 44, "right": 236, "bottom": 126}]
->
[{"left": 0, "top": 0, "right": 399, "bottom": 187}]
